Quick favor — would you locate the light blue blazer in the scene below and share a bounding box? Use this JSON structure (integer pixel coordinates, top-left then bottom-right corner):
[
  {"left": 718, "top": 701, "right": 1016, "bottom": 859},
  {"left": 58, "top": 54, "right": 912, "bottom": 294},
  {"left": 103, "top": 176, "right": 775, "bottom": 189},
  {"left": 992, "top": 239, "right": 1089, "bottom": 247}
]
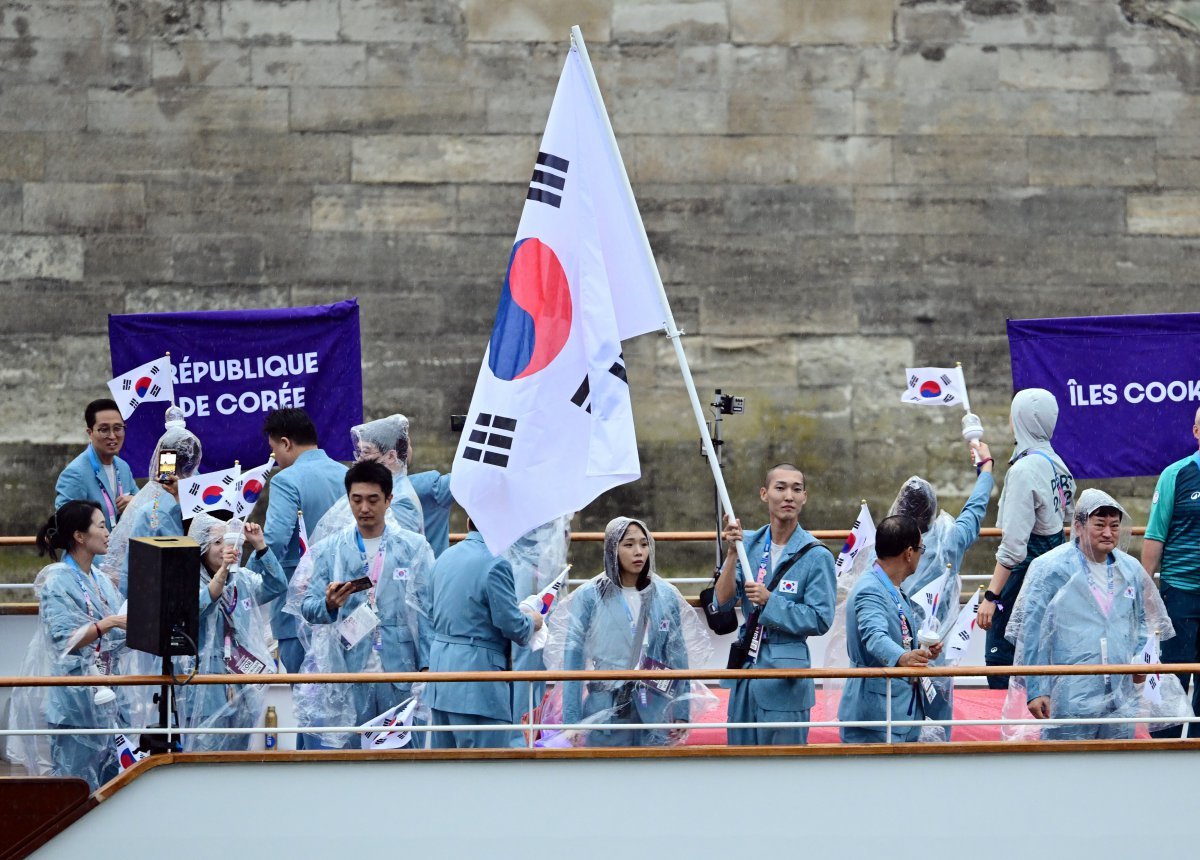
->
[
  {"left": 718, "top": 523, "right": 836, "bottom": 712},
  {"left": 390, "top": 473, "right": 425, "bottom": 536},
  {"left": 424, "top": 532, "right": 534, "bottom": 722},
  {"left": 838, "top": 567, "right": 923, "bottom": 742},
  {"left": 410, "top": 470, "right": 453, "bottom": 557},
  {"left": 55, "top": 448, "right": 138, "bottom": 530},
  {"left": 263, "top": 448, "right": 347, "bottom": 640}
]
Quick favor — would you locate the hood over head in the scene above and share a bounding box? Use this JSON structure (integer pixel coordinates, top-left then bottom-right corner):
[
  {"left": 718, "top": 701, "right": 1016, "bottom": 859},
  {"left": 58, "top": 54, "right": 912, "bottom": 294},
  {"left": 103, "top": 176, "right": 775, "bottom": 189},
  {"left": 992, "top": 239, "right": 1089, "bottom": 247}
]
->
[{"left": 602, "top": 516, "right": 654, "bottom": 592}]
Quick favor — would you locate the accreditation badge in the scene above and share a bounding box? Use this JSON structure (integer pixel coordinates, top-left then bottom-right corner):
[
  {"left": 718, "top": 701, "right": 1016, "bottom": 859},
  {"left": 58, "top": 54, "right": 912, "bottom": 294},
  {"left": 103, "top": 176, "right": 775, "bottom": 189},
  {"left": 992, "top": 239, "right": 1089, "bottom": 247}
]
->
[{"left": 338, "top": 602, "right": 381, "bottom": 650}]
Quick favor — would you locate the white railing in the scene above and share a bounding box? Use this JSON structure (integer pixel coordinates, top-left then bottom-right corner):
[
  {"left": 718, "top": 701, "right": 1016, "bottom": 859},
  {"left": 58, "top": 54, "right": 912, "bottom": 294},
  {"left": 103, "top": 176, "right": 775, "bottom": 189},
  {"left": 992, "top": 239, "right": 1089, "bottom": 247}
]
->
[{"left": 1, "top": 664, "right": 1194, "bottom": 753}]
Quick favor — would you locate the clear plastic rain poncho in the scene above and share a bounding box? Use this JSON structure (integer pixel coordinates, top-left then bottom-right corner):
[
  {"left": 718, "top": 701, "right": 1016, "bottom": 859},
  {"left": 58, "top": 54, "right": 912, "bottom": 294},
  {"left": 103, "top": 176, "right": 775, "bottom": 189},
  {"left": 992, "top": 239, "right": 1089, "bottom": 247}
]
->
[
  {"left": 895, "top": 479, "right": 968, "bottom": 742},
  {"left": 506, "top": 515, "right": 572, "bottom": 725},
  {"left": 351, "top": 414, "right": 424, "bottom": 535},
  {"left": 544, "top": 518, "right": 716, "bottom": 747},
  {"left": 283, "top": 507, "right": 405, "bottom": 651},
  {"left": 290, "top": 522, "right": 434, "bottom": 748},
  {"left": 171, "top": 514, "right": 285, "bottom": 752},
  {"left": 7, "top": 560, "right": 149, "bottom": 790},
  {"left": 99, "top": 406, "right": 202, "bottom": 596},
  {"left": 823, "top": 508, "right": 879, "bottom": 695},
  {"left": 284, "top": 415, "right": 426, "bottom": 645},
  {"left": 824, "top": 479, "right": 978, "bottom": 741},
  {"left": 1001, "top": 489, "right": 1191, "bottom": 740}
]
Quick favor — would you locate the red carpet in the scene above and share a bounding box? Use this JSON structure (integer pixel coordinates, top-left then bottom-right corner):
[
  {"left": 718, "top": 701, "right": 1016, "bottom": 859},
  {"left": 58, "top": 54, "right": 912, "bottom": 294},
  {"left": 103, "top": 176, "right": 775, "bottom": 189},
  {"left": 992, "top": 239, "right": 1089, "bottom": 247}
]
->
[{"left": 684, "top": 688, "right": 1150, "bottom": 744}]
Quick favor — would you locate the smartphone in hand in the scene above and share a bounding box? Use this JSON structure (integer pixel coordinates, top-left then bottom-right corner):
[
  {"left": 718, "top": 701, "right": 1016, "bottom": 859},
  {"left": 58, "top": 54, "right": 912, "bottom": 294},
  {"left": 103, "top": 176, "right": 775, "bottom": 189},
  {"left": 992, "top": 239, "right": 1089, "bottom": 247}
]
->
[
  {"left": 346, "top": 576, "right": 373, "bottom": 594},
  {"left": 157, "top": 451, "right": 177, "bottom": 483}
]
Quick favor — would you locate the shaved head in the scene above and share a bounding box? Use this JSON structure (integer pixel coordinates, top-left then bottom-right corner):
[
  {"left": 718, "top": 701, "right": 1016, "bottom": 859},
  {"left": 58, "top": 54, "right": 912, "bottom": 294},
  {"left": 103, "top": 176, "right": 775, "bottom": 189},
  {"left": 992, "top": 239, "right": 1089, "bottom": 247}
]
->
[{"left": 764, "top": 463, "right": 804, "bottom": 488}]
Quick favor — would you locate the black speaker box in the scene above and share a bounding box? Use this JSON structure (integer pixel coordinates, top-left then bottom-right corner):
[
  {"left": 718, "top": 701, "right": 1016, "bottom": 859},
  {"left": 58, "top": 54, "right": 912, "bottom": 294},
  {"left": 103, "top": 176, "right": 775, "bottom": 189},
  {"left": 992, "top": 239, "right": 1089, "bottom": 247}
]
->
[{"left": 126, "top": 536, "right": 200, "bottom": 657}]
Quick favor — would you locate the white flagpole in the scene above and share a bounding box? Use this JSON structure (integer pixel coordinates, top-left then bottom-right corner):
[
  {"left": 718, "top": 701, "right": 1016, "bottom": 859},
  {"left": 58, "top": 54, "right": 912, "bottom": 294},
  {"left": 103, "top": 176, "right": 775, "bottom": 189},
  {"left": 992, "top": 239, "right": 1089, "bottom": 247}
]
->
[
  {"left": 955, "top": 361, "right": 971, "bottom": 414},
  {"left": 570, "top": 26, "right": 754, "bottom": 581}
]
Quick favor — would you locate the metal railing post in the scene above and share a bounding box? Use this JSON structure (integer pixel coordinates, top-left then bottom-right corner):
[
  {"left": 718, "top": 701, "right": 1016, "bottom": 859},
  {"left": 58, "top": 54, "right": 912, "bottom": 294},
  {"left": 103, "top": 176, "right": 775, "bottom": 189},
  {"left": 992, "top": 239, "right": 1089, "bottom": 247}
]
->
[
  {"left": 885, "top": 680, "right": 892, "bottom": 743},
  {"left": 527, "top": 680, "right": 535, "bottom": 749}
]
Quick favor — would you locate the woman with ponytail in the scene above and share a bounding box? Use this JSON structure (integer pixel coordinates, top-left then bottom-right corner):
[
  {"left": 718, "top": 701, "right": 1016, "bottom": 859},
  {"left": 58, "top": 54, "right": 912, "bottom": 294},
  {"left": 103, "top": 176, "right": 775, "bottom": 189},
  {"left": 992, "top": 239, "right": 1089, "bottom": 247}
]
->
[{"left": 7, "top": 501, "right": 136, "bottom": 789}]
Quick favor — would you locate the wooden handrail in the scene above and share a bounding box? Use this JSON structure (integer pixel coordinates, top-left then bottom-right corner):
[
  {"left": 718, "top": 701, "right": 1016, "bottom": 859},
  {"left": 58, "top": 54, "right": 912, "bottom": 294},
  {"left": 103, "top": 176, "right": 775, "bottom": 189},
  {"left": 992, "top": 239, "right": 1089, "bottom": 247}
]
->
[
  {"left": 0, "top": 526, "right": 1151, "bottom": 549},
  {"left": 0, "top": 662, "right": 1190, "bottom": 688},
  {"left": 92, "top": 737, "right": 1200, "bottom": 803}
]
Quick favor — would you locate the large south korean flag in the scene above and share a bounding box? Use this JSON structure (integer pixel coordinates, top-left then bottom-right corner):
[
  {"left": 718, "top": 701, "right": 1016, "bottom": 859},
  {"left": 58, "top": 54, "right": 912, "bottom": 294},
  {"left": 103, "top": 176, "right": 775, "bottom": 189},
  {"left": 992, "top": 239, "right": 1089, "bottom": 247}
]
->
[{"left": 451, "top": 43, "right": 665, "bottom": 554}]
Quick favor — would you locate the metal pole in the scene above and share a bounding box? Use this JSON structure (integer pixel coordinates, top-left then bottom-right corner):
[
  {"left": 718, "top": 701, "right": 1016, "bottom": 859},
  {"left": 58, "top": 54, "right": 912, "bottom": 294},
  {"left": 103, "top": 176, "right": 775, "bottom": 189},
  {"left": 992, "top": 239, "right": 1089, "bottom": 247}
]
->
[
  {"left": 568, "top": 25, "right": 754, "bottom": 583},
  {"left": 527, "top": 681, "right": 535, "bottom": 749},
  {"left": 711, "top": 405, "right": 723, "bottom": 571},
  {"left": 886, "top": 680, "right": 893, "bottom": 744}
]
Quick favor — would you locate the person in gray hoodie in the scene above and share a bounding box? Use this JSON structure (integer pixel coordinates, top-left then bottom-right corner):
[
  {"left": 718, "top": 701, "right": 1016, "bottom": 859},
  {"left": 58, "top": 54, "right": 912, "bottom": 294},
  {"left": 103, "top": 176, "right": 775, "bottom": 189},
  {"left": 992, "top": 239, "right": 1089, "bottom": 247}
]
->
[{"left": 977, "top": 388, "right": 1075, "bottom": 689}]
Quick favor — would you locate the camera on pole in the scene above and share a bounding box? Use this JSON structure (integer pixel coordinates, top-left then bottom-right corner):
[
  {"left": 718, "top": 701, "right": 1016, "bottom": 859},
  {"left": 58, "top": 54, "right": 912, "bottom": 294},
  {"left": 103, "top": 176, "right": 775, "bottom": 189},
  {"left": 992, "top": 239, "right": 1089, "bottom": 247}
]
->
[{"left": 703, "top": 389, "right": 745, "bottom": 569}]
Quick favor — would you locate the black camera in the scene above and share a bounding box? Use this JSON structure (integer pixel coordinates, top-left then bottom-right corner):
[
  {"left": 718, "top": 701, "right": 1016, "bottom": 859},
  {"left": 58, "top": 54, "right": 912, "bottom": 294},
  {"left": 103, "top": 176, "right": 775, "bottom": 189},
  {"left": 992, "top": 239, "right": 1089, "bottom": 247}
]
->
[{"left": 711, "top": 390, "right": 745, "bottom": 416}]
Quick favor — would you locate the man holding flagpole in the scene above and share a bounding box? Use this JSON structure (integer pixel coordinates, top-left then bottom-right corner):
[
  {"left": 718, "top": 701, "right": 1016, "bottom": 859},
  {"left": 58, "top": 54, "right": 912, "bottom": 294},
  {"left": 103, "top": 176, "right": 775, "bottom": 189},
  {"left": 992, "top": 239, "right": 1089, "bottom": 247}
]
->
[{"left": 714, "top": 464, "right": 836, "bottom": 745}]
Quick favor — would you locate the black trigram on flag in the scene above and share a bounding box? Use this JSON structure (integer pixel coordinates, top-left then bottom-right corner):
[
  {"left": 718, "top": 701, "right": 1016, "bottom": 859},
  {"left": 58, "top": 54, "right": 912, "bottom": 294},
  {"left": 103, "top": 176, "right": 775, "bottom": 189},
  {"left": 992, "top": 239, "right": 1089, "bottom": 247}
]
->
[
  {"left": 221, "top": 474, "right": 236, "bottom": 486},
  {"left": 570, "top": 355, "right": 628, "bottom": 414},
  {"left": 188, "top": 483, "right": 201, "bottom": 496},
  {"left": 527, "top": 151, "right": 569, "bottom": 208},
  {"left": 463, "top": 413, "right": 518, "bottom": 468},
  {"left": 150, "top": 384, "right": 162, "bottom": 398},
  {"left": 149, "top": 364, "right": 160, "bottom": 375},
  {"left": 125, "top": 397, "right": 140, "bottom": 410},
  {"left": 122, "top": 379, "right": 132, "bottom": 391},
  {"left": 190, "top": 503, "right": 205, "bottom": 515}
]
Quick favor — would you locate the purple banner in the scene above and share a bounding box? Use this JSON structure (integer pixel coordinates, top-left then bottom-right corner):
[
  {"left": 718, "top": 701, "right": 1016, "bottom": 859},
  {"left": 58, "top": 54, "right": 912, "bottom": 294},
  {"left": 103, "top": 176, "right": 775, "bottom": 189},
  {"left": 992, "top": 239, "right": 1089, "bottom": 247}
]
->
[
  {"left": 1008, "top": 313, "right": 1200, "bottom": 479},
  {"left": 109, "top": 300, "right": 362, "bottom": 478}
]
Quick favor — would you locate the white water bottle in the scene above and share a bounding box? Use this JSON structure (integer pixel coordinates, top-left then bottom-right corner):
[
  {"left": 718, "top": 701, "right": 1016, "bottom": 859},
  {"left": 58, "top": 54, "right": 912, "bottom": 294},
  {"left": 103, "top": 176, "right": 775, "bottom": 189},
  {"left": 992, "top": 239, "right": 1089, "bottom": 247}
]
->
[{"left": 224, "top": 518, "right": 245, "bottom": 574}]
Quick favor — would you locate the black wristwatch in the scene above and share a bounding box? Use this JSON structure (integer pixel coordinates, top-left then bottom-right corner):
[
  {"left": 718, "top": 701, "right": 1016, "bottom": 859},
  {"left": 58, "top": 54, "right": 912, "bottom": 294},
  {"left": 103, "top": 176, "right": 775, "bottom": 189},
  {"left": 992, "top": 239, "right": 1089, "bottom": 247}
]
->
[{"left": 984, "top": 590, "right": 1001, "bottom": 603}]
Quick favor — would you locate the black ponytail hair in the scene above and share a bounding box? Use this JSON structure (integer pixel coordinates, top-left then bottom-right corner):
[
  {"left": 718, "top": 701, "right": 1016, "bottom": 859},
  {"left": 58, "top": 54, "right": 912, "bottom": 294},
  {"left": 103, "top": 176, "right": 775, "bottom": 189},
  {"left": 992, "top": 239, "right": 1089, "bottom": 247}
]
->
[{"left": 36, "top": 500, "right": 102, "bottom": 561}]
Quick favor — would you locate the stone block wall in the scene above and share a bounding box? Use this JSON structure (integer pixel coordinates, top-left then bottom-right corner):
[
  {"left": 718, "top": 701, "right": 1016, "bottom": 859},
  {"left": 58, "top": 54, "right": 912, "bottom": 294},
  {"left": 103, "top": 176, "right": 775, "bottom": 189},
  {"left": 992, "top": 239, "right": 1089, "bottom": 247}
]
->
[{"left": 1, "top": 0, "right": 1198, "bottom": 568}]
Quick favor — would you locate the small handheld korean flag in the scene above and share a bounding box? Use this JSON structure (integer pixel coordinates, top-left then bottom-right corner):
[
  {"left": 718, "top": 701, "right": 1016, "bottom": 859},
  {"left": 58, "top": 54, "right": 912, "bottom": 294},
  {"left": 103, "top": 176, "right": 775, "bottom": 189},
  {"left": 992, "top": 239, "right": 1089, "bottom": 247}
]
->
[
  {"left": 901, "top": 366, "right": 968, "bottom": 408},
  {"left": 1141, "top": 630, "right": 1163, "bottom": 707},
  {"left": 450, "top": 38, "right": 665, "bottom": 554},
  {"left": 233, "top": 457, "right": 274, "bottom": 519},
  {"left": 944, "top": 589, "right": 983, "bottom": 666},
  {"left": 520, "top": 565, "right": 570, "bottom": 651},
  {"left": 361, "top": 696, "right": 418, "bottom": 750},
  {"left": 177, "top": 463, "right": 241, "bottom": 518},
  {"left": 297, "top": 510, "right": 310, "bottom": 559},
  {"left": 107, "top": 354, "right": 175, "bottom": 420},
  {"left": 114, "top": 733, "right": 149, "bottom": 772},
  {"left": 834, "top": 502, "right": 875, "bottom": 579},
  {"left": 913, "top": 564, "right": 953, "bottom": 637}
]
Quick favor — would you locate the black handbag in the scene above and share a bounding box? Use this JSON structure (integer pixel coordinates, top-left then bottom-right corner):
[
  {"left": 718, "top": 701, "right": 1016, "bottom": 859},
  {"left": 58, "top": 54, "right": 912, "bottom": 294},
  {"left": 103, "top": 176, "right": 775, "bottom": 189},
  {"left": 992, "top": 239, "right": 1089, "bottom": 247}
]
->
[
  {"left": 725, "top": 542, "right": 824, "bottom": 670},
  {"left": 700, "top": 569, "right": 740, "bottom": 635}
]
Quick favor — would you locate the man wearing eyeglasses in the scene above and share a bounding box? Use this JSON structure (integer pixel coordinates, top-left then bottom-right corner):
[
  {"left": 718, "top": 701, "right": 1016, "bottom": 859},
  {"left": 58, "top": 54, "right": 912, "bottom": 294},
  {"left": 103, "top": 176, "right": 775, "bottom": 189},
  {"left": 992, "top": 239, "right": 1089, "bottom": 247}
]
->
[
  {"left": 55, "top": 398, "right": 138, "bottom": 529},
  {"left": 838, "top": 514, "right": 942, "bottom": 744}
]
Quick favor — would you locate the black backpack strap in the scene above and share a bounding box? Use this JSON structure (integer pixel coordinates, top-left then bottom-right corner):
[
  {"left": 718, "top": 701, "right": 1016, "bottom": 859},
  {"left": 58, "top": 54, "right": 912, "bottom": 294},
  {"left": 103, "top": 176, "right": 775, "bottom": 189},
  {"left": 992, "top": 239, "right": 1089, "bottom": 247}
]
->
[{"left": 739, "top": 541, "right": 827, "bottom": 645}]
